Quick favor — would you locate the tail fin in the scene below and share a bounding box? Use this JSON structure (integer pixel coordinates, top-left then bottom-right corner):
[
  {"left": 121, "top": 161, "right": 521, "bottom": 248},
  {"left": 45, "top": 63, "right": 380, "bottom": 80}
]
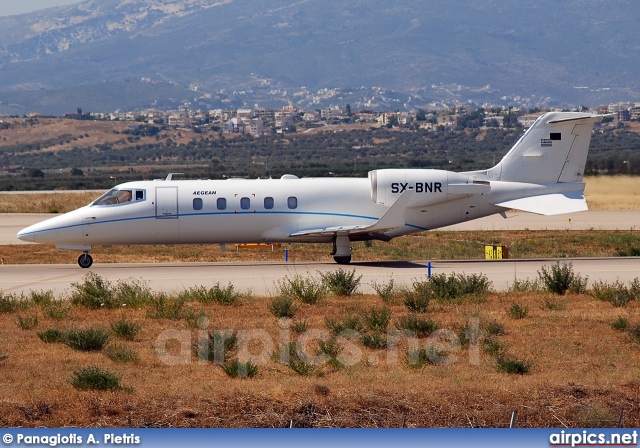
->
[{"left": 489, "top": 112, "right": 601, "bottom": 183}]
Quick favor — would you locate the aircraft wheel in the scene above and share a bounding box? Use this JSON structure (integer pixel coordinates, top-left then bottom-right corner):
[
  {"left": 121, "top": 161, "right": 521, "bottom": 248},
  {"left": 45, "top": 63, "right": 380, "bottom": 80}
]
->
[
  {"left": 78, "top": 253, "right": 93, "bottom": 269},
  {"left": 333, "top": 255, "right": 351, "bottom": 265}
]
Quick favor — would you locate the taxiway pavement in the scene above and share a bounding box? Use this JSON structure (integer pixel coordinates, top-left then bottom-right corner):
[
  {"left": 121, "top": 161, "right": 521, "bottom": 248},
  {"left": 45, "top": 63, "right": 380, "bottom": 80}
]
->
[{"left": 1, "top": 258, "right": 638, "bottom": 297}]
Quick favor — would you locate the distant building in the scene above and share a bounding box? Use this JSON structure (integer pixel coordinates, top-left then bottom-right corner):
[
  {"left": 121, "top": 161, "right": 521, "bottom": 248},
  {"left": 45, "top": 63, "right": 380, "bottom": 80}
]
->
[
  {"left": 223, "top": 117, "right": 245, "bottom": 133},
  {"left": 237, "top": 108, "right": 253, "bottom": 119},
  {"left": 245, "top": 118, "right": 264, "bottom": 135},
  {"left": 168, "top": 114, "right": 191, "bottom": 127},
  {"left": 398, "top": 114, "right": 413, "bottom": 125},
  {"left": 376, "top": 113, "right": 396, "bottom": 126},
  {"left": 275, "top": 114, "right": 294, "bottom": 129},
  {"left": 517, "top": 114, "right": 541, "bottom": 127},
  {"left": 303, "top": 111, "right": 321, "bottom": 122}
]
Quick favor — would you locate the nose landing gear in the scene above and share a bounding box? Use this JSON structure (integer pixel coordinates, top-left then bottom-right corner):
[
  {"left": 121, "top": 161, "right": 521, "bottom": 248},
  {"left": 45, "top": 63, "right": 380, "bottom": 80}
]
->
[{"left": 78, "top": 252, "right": 93, "bottom": 269}]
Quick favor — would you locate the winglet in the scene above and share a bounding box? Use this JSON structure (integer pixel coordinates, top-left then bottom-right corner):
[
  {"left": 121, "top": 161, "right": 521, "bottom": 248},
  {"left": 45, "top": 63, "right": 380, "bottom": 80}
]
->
[{"left": 364, "top": 189, "right": 413, "bottom": 232}]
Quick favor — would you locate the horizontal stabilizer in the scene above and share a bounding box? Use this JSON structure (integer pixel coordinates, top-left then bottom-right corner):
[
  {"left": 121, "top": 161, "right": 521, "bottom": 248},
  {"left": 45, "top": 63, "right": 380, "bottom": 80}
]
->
[
  {"left": 290, "top": 190, "right": 413, "bottom": 237},
  {"left": 494, "top": 191, "right": 587, "bottom": 216}
]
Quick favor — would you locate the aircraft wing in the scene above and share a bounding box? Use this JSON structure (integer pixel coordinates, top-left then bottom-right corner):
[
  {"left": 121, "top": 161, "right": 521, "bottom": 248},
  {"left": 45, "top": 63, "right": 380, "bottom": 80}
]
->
[{"left": 290, "top": 190, "right": 413, "bottom": 237}]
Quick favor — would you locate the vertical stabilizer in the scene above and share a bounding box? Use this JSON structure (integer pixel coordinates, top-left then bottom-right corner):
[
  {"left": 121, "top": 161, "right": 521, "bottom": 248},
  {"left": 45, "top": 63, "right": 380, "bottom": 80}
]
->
[{"left": 489, "top": 112, "right": 601, "bottom": 184}]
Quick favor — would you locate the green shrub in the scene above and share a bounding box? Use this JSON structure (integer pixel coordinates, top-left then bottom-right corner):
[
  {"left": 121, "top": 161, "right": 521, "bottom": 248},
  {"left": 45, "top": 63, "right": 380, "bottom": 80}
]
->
[
  {"left": 38, "top": 328, "right": 65, "bottom": 343},
  {"left": 180, "top": 283, "right": 243, "bottom": 305},
  {"left": 362, "top": 307, "right": 392, "bottom": 333},
  {"left": 45, "top": 302, "right": 71, "bottom": 320},
  {"left": 147, "top": 293, "right": 185, "bottom": 320},
  {"left": 29, "top": 290, "right": 54, "bottom": 307},
  {"left": 286, "top": 343, "right": 316, "bottom": 376},
  {"left": 407, "top": 345, "right": 448, "bottom": 368},
  {"left": 395, "top": 314, "right": 438, "bottom": 338},
  {"left": 326, "top": 313, "right": 363, "bottom": 335},
  {"left": 71, "top": 273, "right": 115, "bottom": 308},
  {"left": 428, "top": 273, "right": 492, "bottom": 302},
  {"left": 371, "top": 279, "right": 396, "bottom": 304},
  {"left": 71, "top": 366, "right": 121, "bottom": 390},
  {"left": 110, "top": 318, "right": 141, "bottom": 341},
  {"left": 508, "top": 278, "right": 543, "bottom": 293},
  {"left": 507, "top": 303, "right": 529, "bottom": 320},
  {"left": 482, "top": 336, "right": 506, "bottom": 356},
  {"left": 401, "top": 281, "right": 432, "bottom": 313},
  {"left": 319, "top": 268, "right": 362, "bottom": 296},
  {"left": 184, "top": 308, "right": 208, "bottom": 329},
  {"left": 17, "top": 313, "right": 39, "bottom": 330},
  {"left": 104, "top": 344, "right": 139, "bottom": 363},
  {"left": 269, "top": 296, "right": 297, "bottom": 319},
  {"left": 592, "top": 280, "right": 639, "bottom": 307},
  {"left": 542, "top": 296, "right": 566, "bottom": 311},
  {"left": 316, "top": 337, "right": 343, "bottom": 365},
  {"left": 615, "top": 247, "right": 640, "bottom": 257},
  {"left": 0, "top": 292, "right": 31, "bottom": 313},
  {"left": 483, "top": 320, "right": 506, "bottom": 336},
  {"left": 290, "top": 319, "right": 309, "bottom": 334},
  {"left": 221, "top": 359, "right": 259, "bottom": 378},
  {"left": 362, "top": 333, "right": 387, "bottom": 349},
  {"left": 611, "top": 316, "right": 629, "bottom": 331},
  {"left": 315, "top": 338, "right": 340, "bottom": 358},
  {"left": 496, "top": 355, "right": 532, "bottom": 374},
  {"left": 65, "top": 327, "right": 110, "bottom": 351},
  {"left": 277, "top": 275, "right": 326, "bottom": 304},
  {"left": 199, "top": 330, "right": 238, "bottom": 364},
  {"left": 113, "top": 279, "right": 154, "bottom": 308},
  {"left": 538, "top": 262, "right": 587, "bottom": 295}
]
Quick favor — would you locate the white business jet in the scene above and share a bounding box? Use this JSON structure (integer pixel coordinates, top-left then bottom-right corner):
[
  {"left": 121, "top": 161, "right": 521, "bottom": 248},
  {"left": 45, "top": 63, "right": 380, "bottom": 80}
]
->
[{"left": 18, "top": 112, "right": 602, "bottom": 268}]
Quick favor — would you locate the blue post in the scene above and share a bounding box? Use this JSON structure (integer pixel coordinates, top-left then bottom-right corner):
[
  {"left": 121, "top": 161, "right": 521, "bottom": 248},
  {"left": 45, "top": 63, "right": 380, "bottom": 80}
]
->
[
  {"left": 427, "top": 261, "right": 432, "bottom": 278},
  {"left": 284, "top": 249, "right": 289, "bottom": 263}
]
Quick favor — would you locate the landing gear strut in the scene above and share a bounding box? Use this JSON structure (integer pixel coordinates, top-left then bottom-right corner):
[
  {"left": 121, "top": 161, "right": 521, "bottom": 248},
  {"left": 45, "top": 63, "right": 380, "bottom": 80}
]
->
[
  {"left": 331, "top": 235, "right": 352, "bottom": 264},
  {"left": 78, "top": 252, "right": 93, "bottom": 269}
]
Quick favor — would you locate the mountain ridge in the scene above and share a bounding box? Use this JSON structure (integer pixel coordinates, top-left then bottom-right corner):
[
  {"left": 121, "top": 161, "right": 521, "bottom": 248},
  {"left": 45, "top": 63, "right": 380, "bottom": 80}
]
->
[{"left": 0, "top": 0, "right": 638, "bottom": 115}]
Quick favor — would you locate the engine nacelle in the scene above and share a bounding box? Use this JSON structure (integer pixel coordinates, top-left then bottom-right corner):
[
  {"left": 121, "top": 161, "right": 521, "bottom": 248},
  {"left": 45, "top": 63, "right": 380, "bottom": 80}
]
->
[{"left": 369, "top": 169, "right": 489, "bottom": 208}]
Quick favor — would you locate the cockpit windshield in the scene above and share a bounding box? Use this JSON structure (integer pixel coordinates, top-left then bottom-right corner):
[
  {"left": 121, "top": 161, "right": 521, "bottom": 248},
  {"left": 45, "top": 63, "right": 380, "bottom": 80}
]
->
[{"left": 93, "top": 189, "right": 145, "bottom": 206}]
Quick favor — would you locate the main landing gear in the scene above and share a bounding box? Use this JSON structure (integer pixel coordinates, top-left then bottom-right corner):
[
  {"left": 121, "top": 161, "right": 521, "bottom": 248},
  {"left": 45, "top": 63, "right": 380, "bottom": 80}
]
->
[
  {"left": 332, "top": 235, "right": 352, "bottom": 265},
  {"left": 78, "top": 252, "right": 93, "bottom": 269}
]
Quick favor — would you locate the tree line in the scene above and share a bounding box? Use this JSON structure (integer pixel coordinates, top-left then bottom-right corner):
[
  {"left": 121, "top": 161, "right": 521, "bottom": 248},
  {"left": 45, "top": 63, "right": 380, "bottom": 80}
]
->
[{"left": 0, "top": 125, "right": 638, "bottom": 191}]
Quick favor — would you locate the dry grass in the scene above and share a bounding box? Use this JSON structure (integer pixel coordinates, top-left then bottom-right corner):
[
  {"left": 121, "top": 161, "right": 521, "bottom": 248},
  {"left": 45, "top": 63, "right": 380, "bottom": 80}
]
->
[
  {"left": 2, "top": 229, "right": 639, "bottom": 265},
  {"left": 1, "top": 288, "right": 639, "bottom": 427},
  {"left": 584, "top": 176, "right": 640, "bottom": 210},
  {"left": 0, "top": 118, "right": 203, "bottom": 153},
  {"left": 0, "top": 192, "right": 99, "bottom": 214}
]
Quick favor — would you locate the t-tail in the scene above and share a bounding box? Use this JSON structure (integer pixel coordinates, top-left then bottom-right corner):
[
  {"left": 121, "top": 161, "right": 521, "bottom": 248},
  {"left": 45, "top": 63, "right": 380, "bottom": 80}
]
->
[{"left": 469, "top": 112, "right": 603, "bottom": 215}]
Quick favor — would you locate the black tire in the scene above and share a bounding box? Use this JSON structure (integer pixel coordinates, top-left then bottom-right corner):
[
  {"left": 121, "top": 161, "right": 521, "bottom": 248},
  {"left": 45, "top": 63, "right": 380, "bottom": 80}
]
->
[
  {"left": 333, "top": 255, "right": 351, "bottom": 264},
  {"left": 78, "top": 253, "right": 93, "bottom": 269}
]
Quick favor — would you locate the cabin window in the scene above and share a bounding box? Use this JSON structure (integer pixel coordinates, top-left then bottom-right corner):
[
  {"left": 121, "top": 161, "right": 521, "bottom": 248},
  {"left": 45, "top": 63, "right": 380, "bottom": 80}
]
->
[
  {"left": 93, "top": 189, "right": 134, "bottom": 206},
  {"left": 264, "top": 197, "right": 274, "bottom": 209},
  {"left": 217, "top": 198, "right": 227, "bottom": 210},
  {"left": 287, "top": 196, "right": 298, "bottom": 209},
  {"left": 193, "top": 198, "right": 203, "bottom": 211},
  {"left": 135, "top": 190, "right": 145, "bottom": 201},
  {"left": 240, "top": 197, "right": 250, "bottom": 210}
]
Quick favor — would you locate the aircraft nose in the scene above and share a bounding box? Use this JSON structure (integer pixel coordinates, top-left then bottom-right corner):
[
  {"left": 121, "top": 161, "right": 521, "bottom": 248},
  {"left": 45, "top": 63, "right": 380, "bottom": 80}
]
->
[{"left": 17, "top": 228, "right": 35, "bottom": 242}]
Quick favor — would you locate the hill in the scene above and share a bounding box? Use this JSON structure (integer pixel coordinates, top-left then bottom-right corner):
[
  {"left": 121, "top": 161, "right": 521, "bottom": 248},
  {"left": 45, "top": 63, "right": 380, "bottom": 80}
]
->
[{"left": 0, "top": 0, "right": 639, "bottom": 114}]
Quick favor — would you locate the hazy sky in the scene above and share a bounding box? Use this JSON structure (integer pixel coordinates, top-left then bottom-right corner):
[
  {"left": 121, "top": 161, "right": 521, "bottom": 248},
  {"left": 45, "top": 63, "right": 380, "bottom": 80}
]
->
[{"left": 0, "top": 0, "right": 84, "bottom": 17}]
